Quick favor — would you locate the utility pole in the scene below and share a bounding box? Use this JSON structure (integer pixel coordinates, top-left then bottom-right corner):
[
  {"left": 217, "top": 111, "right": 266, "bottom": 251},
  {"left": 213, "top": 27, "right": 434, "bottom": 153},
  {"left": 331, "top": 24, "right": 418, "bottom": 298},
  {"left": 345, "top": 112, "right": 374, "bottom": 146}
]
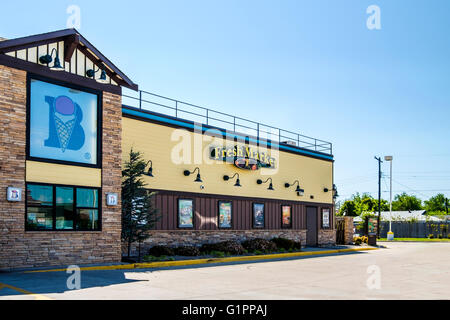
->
[
  {"left": 374, "top": 156, "right": 383, "bottom": 238},
  {"left": 385, "top": 156, "right": 394, "bottom": 240}
]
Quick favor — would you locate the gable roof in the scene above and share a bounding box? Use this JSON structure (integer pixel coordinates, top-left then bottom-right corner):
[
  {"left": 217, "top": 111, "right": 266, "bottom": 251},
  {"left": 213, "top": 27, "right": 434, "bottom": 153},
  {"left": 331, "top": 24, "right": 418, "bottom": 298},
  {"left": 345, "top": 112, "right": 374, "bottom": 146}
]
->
[{"left": 0, "top": 29, "right": 138, "bottom": 92}]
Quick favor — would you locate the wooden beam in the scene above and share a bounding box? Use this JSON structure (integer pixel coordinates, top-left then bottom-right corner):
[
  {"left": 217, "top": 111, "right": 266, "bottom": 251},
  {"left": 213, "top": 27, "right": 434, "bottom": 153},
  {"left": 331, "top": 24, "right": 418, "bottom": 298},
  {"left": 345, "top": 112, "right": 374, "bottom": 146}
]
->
[
  {"left": 64, "top": 34, "right": 80, "bottom": 62},
  {"left": 77, "top": 45, "right": 137, "bottom": 90}
]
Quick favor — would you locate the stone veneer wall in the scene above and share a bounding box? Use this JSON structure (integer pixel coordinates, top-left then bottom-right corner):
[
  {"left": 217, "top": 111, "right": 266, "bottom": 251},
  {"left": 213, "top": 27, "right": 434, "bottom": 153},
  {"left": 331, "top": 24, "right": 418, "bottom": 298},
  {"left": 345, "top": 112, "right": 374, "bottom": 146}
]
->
[
  {"left": 124, "top": 229, "right": 308, "bottom": 256},
  {"left": 318, "top": 229, "right": 337, "bottom": 247},
  {"left": 335, "top": 216, "right": 354, "bottom": 245},
  {"left": 0, "top": 65, "right": 123, "bottom": 270}
]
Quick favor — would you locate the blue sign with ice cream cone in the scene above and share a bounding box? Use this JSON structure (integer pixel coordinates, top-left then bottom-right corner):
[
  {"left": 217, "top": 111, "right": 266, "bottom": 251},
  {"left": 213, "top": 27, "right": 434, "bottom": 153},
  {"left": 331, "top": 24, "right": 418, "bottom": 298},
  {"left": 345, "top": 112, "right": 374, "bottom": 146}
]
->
[{"left": 28, "top": 78, "right": 99, "bottom": 165}]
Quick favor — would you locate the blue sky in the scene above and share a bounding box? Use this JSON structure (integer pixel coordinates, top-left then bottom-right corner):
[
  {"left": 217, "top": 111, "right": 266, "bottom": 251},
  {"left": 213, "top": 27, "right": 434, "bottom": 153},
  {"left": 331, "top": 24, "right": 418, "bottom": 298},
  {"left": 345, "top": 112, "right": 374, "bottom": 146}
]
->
[{"left": 2, "top": 0, "right": 449, "bottom": 203}]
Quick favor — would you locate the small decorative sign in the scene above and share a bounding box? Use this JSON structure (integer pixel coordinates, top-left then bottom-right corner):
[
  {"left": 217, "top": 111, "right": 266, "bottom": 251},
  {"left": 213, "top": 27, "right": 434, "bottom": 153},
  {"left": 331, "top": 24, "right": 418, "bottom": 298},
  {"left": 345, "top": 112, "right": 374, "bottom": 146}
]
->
[
  {"left": 367, "top": 217, "right": 378, "bottom": 236},
  {"left": 253, "top": 203, "right": 265, "bottom": 228},
  {"left": 106, "top": 193, "right": 118, "bottom": 206},
  {"left": 322, "top": 208, "right": 330, "bottom": 229},
  {"left": 178, "top": 199, "right": 194, "bottom": 228},
  {"left": 218, "top": 201, "right": 232, "bottom": 229},
  {"left": 282, "top": 205, "right": 292, "bottom": 228},
  {"left": 7, "top": 187, "right": 22, "bottom": 202}
]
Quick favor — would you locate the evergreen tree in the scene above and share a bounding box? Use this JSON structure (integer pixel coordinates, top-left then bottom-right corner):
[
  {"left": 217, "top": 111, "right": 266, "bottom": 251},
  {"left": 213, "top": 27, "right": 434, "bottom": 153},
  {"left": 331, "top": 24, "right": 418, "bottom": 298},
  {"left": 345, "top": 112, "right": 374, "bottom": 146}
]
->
[{"left": 122, "top": 149, "right": 160, "bottom": 261}]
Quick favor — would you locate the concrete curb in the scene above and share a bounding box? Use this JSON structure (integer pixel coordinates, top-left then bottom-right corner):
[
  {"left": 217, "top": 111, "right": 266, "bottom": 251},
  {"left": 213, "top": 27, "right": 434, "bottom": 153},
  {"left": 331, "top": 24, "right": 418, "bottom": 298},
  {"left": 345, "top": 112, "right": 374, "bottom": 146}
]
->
[{"left": 24, "top": 247, "right": 378, "bottom": 273}]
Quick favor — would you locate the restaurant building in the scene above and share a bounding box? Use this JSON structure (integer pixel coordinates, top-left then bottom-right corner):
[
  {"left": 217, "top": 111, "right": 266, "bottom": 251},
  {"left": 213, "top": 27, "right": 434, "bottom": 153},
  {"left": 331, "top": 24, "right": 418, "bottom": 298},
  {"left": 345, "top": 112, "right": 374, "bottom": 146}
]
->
[{"left": 0, "top": 29, "right": 336, "bottom": 270}]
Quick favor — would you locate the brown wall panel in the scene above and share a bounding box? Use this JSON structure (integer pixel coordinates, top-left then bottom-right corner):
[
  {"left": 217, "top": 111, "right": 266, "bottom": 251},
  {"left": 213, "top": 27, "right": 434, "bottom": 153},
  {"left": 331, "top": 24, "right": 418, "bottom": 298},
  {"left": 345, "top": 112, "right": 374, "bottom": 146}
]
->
[{"left": 149, "top": 190, "right": 333, "bottom": 232}]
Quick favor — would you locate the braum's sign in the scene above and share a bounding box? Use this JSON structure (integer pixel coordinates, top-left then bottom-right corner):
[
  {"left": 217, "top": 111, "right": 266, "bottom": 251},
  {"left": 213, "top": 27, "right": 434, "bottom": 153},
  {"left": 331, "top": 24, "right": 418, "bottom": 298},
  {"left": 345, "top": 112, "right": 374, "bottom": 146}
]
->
[{"left": 210, "top": 146, "right": 276, "bottom": 170}]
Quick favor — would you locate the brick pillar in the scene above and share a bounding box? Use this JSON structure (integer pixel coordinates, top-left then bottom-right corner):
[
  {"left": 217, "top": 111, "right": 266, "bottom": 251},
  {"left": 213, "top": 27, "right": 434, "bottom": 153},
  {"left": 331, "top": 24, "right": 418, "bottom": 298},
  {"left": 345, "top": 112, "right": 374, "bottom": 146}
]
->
[
  {"left": 100, "top": 91, "right": 123, "bottom": 262},
  {"left": 344, "top": 217, "right": 354, "bottom": 244},
  {"left": 0, "top": 65, "right": 27, "bottom": 270},
  {"left": 0, "top": 65, "right": 124, "bottom": 270}
]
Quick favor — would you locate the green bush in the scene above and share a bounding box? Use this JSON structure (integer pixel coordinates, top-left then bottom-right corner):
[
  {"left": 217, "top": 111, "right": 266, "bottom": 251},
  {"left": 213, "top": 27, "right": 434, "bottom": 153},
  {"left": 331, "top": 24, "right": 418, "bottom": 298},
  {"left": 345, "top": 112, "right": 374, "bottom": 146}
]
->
[
  {"left": 271, "top": 237, "right": 301, "bottom": 251},
  {"left": 242, "top": 238, "right": 277, "bottom": 253},
  {"left": 143, "top": 255, "right": 175, "bottom": 262},
  {"left": 200, "top": 241, "right": 246, "bottom": 255},
  {"left": 428, "top": 234, "right": 434, "bottom": 239},
  {"left": 210, "top": 251, "right": 225, "bottom": 258},
  {"left": 438, "top": 234, "right": 443, "bottom": 239},
  {"left": 174, "top": 246, "right": 201, "bottom": 256},
  {"left": 148, "top": 245, "right": 175, "bottom": 257}
]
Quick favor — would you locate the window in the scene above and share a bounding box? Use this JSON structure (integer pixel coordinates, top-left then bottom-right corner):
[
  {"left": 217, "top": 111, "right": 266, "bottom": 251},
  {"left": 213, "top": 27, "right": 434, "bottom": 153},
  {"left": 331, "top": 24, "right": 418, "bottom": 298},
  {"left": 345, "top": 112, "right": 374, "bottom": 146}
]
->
[
  {"left": 76, "top": 188, "right": 99, "bottom": 230},
  {"left": 27, "top": 77, "right": 100, "bottom": 167},
  {"left": 26, "top": 183, "right": 100, "bottom": 231}
]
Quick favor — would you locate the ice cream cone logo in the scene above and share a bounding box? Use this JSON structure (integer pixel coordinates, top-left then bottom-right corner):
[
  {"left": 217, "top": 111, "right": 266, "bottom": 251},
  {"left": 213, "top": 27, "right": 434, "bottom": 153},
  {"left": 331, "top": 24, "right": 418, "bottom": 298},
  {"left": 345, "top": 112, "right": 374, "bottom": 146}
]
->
[
  {"left": 44, "top": 93, "right": 85, "bottom": 152},
  {"left": 53, "top": 96, "right": 77, "bottom": 152}
]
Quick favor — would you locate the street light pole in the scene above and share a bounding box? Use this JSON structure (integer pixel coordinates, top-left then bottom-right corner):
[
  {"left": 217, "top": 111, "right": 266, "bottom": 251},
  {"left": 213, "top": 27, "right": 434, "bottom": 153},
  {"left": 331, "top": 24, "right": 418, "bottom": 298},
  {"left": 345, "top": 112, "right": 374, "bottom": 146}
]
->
[
  {"left": 374, "top": 157, "right": 383, "bottom": 239},
  {"left": 384, "top": 156, "right": 394, "bottom": 240}
]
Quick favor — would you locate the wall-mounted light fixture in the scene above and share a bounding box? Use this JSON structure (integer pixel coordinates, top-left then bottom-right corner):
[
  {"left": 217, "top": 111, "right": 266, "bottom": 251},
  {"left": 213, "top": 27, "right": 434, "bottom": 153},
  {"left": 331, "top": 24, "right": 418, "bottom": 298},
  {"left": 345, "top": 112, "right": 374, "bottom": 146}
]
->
[
  {"left": 184, "top": 167, "right": 203, "bottom": 183},
  {"left": 257, "top": 178, "right": 274, "bottom": 190},
  {"left": 86, "top": 67, "right": 108, "bottom": 83},
  {"left": 223, "top": 173, "right": 241, "bottom": 187},
  {"left": 285, "top": 180, "right": 304, "bottom": 196},
  {"left": 39, "top": 48, "right": 63, "bottom": 71},
  {"left": 144, "top": 160, "right": 154, "bottom": 177},
  {"left": 323, "top": 184, "right": 339, "bottom": 200}
]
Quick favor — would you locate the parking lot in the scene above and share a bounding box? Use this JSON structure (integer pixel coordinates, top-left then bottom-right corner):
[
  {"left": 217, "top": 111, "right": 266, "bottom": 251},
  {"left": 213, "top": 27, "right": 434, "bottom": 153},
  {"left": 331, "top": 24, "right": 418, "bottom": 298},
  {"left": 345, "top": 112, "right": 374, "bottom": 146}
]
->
[{"left": 1, "top": 242, "right": 449, "bottom": 300}]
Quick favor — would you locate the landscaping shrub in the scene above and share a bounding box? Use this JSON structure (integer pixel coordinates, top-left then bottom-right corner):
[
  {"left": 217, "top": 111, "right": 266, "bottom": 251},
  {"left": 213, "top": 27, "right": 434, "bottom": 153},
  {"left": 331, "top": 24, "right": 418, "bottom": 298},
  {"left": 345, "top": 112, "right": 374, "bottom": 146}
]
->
[
  {"left": 428, "top": 234, "right": 434, "bottom": 239},
  {"left": 143, "top": 255, "right": 175, "bottom": 262},
  {"left": 361, "top": 236, "right": 368, "bottom": 244},
  {"left": 242, "top": 238, "right": 277, "bottom": 253},
  {"left": 210, "top": 251, "right": 225, "bottom": 258},
  {"left": 200, "top": 241, "right": 246, "bottom": 255},
  {"left": 148, "top": 245, "right": 175, "bottom": 257},
  {"left": 271, "top": 237, "right": 301, "bottom": 251},
  {"left": 353, "top": 237, "right": 362, "bottom": 245},
  {"left": 174, "top": 246, "right": 201, "bottom": 256}
]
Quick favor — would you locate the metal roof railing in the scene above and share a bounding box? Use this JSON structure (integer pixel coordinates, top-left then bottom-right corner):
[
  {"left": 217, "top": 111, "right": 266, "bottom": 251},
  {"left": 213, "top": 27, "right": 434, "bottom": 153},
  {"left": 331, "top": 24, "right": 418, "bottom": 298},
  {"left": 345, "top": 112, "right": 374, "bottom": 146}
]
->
[{"left": 122, "top": 89, "right": 333, "bottom": 155}]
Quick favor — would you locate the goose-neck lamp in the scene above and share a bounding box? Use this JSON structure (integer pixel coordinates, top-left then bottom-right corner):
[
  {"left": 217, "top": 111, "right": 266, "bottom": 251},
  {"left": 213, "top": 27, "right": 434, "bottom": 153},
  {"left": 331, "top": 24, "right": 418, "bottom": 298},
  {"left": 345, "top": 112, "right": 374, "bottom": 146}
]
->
[
  {"left": 223, "top": 173, "right": 241, "bottom": 187},
  {"left": 39, "top": 48, "right": 63, "bottom": 71},
  {"left": 324, "top": 184, "right": 339, "bottom": 200},
  {"left": 145, "top": 160, "right": 154, "bottom": 177},
  {"left": 86, "top": 67, "right": 108, "bottom": 83},
  {"left": 285, "top": 180, "right": 304, "bottom": 196},
  {"left": 184, "top": 167, "right": 203, "bottom": 183},
  {"left": 257, "top": 178, "right": 274, "bottom": 190}
]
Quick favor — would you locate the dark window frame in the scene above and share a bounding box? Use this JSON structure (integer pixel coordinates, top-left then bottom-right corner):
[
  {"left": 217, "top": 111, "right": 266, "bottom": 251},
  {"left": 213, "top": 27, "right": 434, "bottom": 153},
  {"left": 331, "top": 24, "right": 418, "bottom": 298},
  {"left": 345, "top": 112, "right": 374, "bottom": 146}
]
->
[
  {"left": 177, "top": 198, "right": 195, "bottom": 229},
  {"left": 281, "top": 204, "right": 293, "bottom": 229},
  {"left": 217, "top": 200, "right": 233, "bottom": 229},
  {"left": 25, "top": 182, "right": 102, "bottom": 232},
  {"left": 26, "top": 73, "right": 103, "bottom": 169}
]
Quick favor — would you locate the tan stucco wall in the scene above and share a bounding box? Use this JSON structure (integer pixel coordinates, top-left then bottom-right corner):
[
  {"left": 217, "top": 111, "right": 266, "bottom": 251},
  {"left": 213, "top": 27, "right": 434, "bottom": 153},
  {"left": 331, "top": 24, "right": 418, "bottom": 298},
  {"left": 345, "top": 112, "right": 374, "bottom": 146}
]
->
[
  {"left": 26, "top": 161, "right": 102, "bottom": 187},
  {"left": 122, "top": 117, "right": 333, "bottom": 204}
]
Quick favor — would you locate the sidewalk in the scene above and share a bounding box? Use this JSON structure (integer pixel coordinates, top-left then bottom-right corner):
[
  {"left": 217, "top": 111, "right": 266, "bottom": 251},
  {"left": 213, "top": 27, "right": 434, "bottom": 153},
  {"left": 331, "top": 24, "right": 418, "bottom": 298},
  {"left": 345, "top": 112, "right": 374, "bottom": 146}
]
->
[{"left": 12, "top": 245, "right": 377, "bottom": 274}]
